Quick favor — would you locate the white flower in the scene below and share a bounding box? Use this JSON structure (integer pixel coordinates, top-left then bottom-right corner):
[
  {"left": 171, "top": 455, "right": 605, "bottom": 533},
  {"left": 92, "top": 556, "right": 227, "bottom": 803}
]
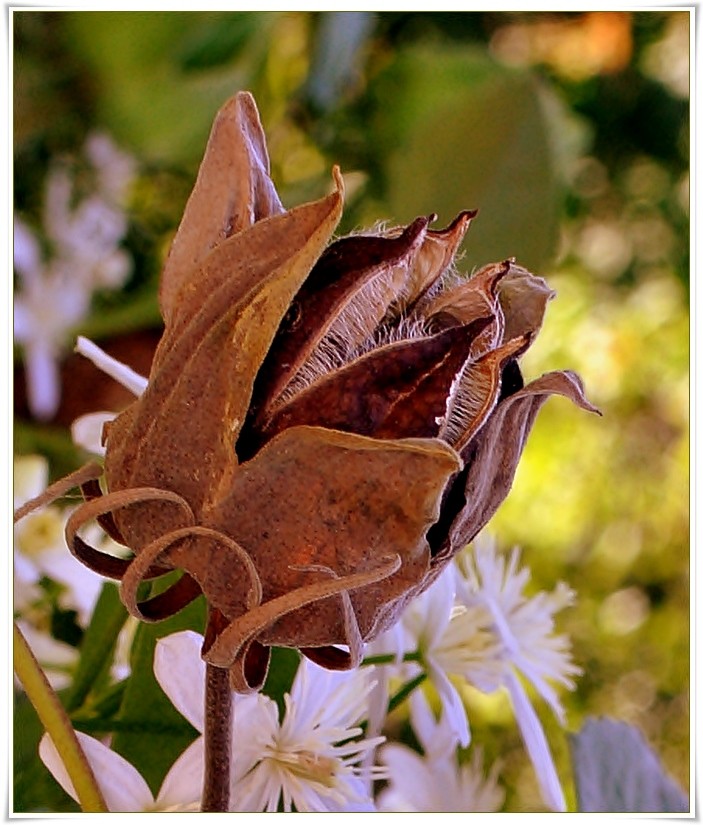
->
[
  {"left": 154, "top": 631, "right": 384, "bottom": 812},
  {"left": 14, "top": 454, "right": 132, "bottom": 689},
  {"left": 14, "top": 217, "right": 91, "bottom": 419},
  {"left": 378, "top": 689, "right": 504, "bottom": 812},
  {"left": 367, "top": 532, "right": 579, "bottom": 813},
  {"left": 13, "top": 454, "right": 115, "bottom": 626},
  {"left": 38, "top": 628, "right": 202, "bottom": 812},
  {"left": 70, "top": 336, "right": 147, "bottom": 455},
  {"left": 366, "top": 562, "right": 497, "bottom": 751},
  {"left": 14, "top": 133, "right": 136, "bottom": 420},
  {"left": 39, "top": 632, "right": 381, "bottom": 812},
  {"left": 39, "top": 730, "right": 203, "bottom": 812},
  {"left": 84, "top": 132, "right": 138, "bottom": 205},
  {"left": 453, "top": 534, "right": 581, "bottom": 812}
]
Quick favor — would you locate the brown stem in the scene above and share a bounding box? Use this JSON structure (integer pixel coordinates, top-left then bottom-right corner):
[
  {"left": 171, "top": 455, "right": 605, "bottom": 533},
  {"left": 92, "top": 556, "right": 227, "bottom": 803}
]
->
[
  {"left": 201, "top": 662, "right": 232, "bottom": 812},
  {"left": 201, "top": 607, "right": 234, "bottom": 811}
]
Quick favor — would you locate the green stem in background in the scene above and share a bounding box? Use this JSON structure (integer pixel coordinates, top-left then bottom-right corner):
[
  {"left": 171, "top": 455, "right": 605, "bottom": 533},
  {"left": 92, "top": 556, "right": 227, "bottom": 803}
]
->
[
  {"left": 388, "top": 672, "right": 427, "bottom": 714},
  {"left": 361, "top": 650, "right": 422, "bottom": 667},
  {"left": 13, "top": 622, "right": 108, "bottom": 813},
  {"left": 361, "top": 649, "right": 428, "bottom": 714},
  {"left": 200, "top": 664, "right": 232, "bottom": 812}
]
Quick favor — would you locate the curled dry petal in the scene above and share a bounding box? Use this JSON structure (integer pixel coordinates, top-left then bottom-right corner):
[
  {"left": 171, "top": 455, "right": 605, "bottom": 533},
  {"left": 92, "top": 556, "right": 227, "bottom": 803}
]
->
[
  {"left": 428, "top": 370, "right": 601, "bottom": 568},
  {"left": 159, "top": 92, "right": 284, "bottom": 327}
]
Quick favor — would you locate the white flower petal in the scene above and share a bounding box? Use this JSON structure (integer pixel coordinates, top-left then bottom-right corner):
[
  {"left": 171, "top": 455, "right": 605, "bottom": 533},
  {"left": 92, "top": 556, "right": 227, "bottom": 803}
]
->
[
  {"left": 39, "top": 731, "right": 154, "bottom": 812},
  {"left": 13, "top": 554, "right": 43, "bottom": 611},
  {"left": 378, "top": 743, "right": 436, "bottom": 811},
  {"left": 71, "top": 411, "right": 116, "bottom": 456},
  {"left": 228, "top": 657, "right": 380, "bottom": 812},
  {"left": 425, "top": 657, "right": 470, "bottom": 749},
  {"left": 420, "top": 563, "right": 457, "bottom": 649},
  {"left": 155, "top": 736, "right": 204, "bottom": 811},
  {"left": 337, "top": 777, "right": 377, "bottom": 811},
  {"left": 75, "top": 336, "right": 148, "bottom": 397},
  {"left": 408, "top": 687, "right": 458, "bottom": 759},
  {"left": 40, "top": 550, "right": 105, "bottom": 626},
  {"left": 153, "top": 631, "right": 206, "bottom": 732},
  {"left": 13, "top": 218, "right": 43, "bottom": 284},
  {"left": 13, "top": 455, "right": 49, "bottom": 509},
  {"left": 380, "top": 731, "right": 504, "bottom": 813},
  {"left": 504, "top": 669, "right": 566, "bottom": 812},
  {"left": 17, "top": 619, "right": 78, "bottom": 690},
  {"left": 25, "top": 339, "right": 61, "bottom": 420}
]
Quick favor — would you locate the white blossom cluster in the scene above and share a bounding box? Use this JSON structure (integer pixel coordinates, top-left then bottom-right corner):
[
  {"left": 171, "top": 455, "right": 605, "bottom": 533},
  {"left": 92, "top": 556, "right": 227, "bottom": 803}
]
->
[
  {"left": 14, "top": 134, "right": 136, "bottom": 420},
  {"left": 14, "top": 455, "right": 134, "bottom": 689}
]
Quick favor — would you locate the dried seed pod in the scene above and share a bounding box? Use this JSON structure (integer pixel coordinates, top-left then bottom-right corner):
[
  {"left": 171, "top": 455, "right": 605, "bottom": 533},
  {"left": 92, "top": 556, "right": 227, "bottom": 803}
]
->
[{"left": 17, "top": 92, "right": 599, "bottom": 692}]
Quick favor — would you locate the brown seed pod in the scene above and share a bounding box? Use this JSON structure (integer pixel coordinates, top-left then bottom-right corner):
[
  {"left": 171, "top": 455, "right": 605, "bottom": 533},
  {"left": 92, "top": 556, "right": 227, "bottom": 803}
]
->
[{"left": 15, "top": 92, "right": 599, "bottom": 693}]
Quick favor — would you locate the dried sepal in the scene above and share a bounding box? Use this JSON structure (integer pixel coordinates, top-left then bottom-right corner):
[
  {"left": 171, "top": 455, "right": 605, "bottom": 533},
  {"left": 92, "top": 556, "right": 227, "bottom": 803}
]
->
[
  {"left": 104, "top": 169, "right": 345, "bottom": 544},
  {"left": 209, "top": 425, "right": 460, "bottom": 639},
  {"left": 497, "top": 261, "right": 556, "bottom": 342},
  {"left": 387, "top": 209, "right": 478, "bottom": 315},
  {"left": 420, "top": 259, "right": 509, "bottom": 355},
  {"left": 247, "top": 215, "right": 431, "bottom": 429},
  {"left": 441, "top": 333, "right": 531, "bottom": 452},
  {"left": 160, "top": 92, "right": 284, "bottom": 327}
]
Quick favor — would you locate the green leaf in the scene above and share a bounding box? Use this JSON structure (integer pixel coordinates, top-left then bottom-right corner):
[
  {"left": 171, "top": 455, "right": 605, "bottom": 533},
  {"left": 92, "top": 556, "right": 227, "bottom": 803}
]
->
[
  {"left": 369, "top": 45, "right": 571, "bottom": 272},
  {"left": 175, "top": 13, "right": 263, "bottom": 71},
  {"left": 569, "top": 717, "right": 689, "bottom": 813},
  {"left": 58, "top": 12, "right": 277, "bottom": 165},
  {"left": 65, "top": 582, "right": 128, "bottom": 713},
  {"left": 262, "top": 647, "right": 300, "bottom": 716},
  {"left": 110, "top": 591, "right": 206, "bottom": 795}
]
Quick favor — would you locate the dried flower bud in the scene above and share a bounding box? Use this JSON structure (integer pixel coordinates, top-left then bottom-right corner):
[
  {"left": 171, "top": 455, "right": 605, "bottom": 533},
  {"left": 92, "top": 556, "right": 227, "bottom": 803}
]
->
[{"left": 66, "top": 92, "right": 599, "bottom": 691}]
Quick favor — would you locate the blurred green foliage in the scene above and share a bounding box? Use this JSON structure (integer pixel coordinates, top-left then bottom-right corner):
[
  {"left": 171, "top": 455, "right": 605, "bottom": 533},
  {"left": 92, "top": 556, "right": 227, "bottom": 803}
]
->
[{"left": 13, "top": 10, "right": 689, "bottom": 811}]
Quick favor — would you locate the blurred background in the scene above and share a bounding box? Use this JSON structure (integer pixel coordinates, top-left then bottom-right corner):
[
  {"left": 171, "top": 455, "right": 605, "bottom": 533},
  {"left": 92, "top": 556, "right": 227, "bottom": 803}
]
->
[{"left": 13, "top": 10, "right": 690, "bottom": 811}]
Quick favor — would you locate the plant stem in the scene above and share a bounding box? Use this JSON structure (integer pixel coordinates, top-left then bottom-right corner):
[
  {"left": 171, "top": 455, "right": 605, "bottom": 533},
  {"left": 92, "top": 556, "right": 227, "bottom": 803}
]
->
[
  {"left": 201, "top": 663, "right": 232, "bottom": 812},
  {"left": 13, "top": 622, "right": 108, "bottom": 813},
  {"left": 361, "top": 650, "right": 422, "bottom": 666},
  {"left": 388, "top": 672, "right": 427, "bottom": 714}
]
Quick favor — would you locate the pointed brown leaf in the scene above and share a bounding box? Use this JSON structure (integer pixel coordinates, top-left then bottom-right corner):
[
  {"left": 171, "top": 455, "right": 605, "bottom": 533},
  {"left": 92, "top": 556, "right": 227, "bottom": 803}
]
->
[
  {"left": 440, "top": 333, "right": 530, "bottom": 452},
  {"left": 153, "top": 170, "right": 343, "bottom": 368},
  {"left": 403, "top": 210, "right": 477, "bottom": 310},
  {"left": 421, "top": 259, "right": 511, "bottom": 357},
  {"left": 160, "top": 92, "right": 284, "bottom": 327}
]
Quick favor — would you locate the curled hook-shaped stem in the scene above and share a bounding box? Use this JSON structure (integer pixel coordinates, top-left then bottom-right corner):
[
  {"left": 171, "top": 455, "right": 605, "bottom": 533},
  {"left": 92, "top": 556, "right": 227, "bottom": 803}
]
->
[
  {"left": 14, "top": 462, "right": 103, "bottom": 524},
  {"left": 64, "top": 486, "right": 196, "bottom": 580},
  {"left": 120, "top": 525, "right": 263, "bottom": 623},
  {"left": 205, "top": 554, "right": 401, "bottom": 677},
  {"left": 79, "top": 478, "right": 127, "bottom": 545}
]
